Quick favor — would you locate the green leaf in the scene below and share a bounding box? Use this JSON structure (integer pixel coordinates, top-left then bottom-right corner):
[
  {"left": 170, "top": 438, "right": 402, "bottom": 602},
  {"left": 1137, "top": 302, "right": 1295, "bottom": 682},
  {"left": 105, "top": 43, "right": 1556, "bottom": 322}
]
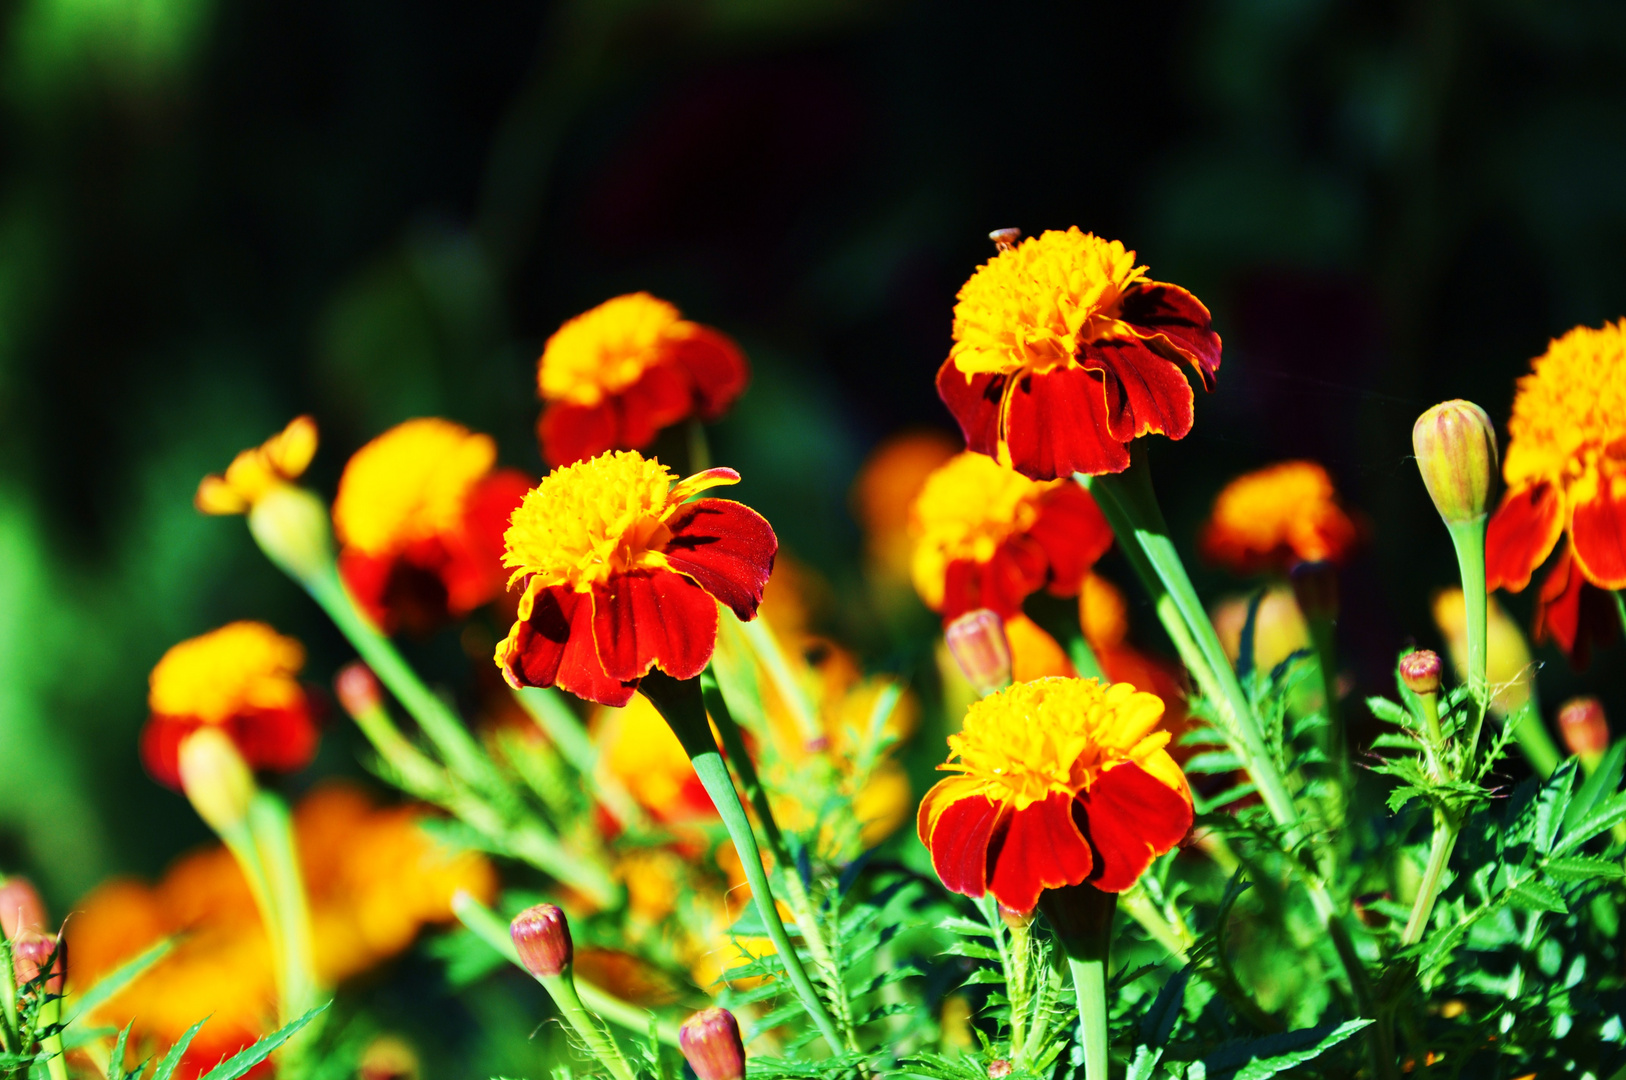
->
[
  {"left": 196, "top": 1005, "right": 329, "bottom": 1080},
  {"left": 936, "top": 916, "right": 993, "bottom": 938},
  {"left": 1566, "top": 741, "right": 1626, "bottom": 834},
  {"left": 1508, "top": 880, "right": 1568, "bottom": 914},
  {"left": 1553, "top": 792, "right": 1626, "bottom": 855},
  {"left": 1183, "top": 751, "right": 1245, "bottom": 775},
  {"left": 1139, "top": 965, "right": 1191, "bottom": 1050},
  {"left": 1190, "top": 1019, "right": 1371, "bottom": 1080},
  {"left": 1535, "top": 759, "right": 1578, "bottom": 854},
  {"left": 67, "top": 937, "right": 174, "bottom": 1025},
  {"left": 1543, "top": 856, "right": 1626, "bottom": 882},
  {"left": 1366, "top": 697, "right": 1412, "bottom": 727},
  {"left": 150, "top": 1018, "right": 208, "bottom": 1080},
  {"left": 943, "top": 941, "right": 1001, "bottom": 962}
]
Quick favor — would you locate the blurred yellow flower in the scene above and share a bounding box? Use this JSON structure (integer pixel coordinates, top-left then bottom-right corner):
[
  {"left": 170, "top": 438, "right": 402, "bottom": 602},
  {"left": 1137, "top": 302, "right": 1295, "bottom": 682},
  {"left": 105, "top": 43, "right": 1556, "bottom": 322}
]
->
[
  {"left": 195, "top": 416, "right": 318, "bottom": 516},
  {"left": 1431, "top": 587, "right": 1534, "bottom": 715}
]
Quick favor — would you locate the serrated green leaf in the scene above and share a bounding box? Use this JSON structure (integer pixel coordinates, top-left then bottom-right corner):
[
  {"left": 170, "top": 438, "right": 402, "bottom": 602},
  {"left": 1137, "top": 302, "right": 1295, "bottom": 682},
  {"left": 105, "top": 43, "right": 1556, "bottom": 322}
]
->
[
  {"left": 958, "top": 968, "right": 1006, "bottom": 986},
  {"left": 1183, "top": 751, "right": 1245, "bottom": 775},
  {"left": 1366, "top": 697, "right": 1412, "bottom": 727},
  {"left": 196, "top": 1004, "right": 328, "bottom": 1080},
  {"left": 1508, "top": 880, "right": 1568, "bottom": 914},
  {"left": 1566, "top": 741, "right": 1626, "bottom": 833},
  {"left": 1139, "top": 965, "right": 1191, "bottom": 1050},
  {"left": 1543, "top": 856, "right": 1626, "bottom": 882},
  {"left": 944, "top": 941, "right": 1001, "bottom": 962},
  {"left": 1535, "top": 760, "right": 1578, "bottom": 854},
  {"left": 68, "top": 937, "right": 175, "bottom": 1025},
  {"left": 936, "top": 916, "right": 993, "bottom": 938},
  {"left": 151, "top": 1018, "right": 208, "bottom": 1080},
  {"left": 1193, "top": 1019, "right": 1371, "bottom": 1080},
  {"left": 1554, "top": 793, "right": 1626, "bottom": 855}
]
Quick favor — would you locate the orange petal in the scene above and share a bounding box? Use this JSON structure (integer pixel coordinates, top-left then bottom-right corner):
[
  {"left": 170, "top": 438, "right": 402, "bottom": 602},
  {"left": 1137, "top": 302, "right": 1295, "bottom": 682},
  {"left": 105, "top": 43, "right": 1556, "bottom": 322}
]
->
[
  {"left": 1569, "top": 480, "right": 1626, "bottom": 590},
  {"left": 986, "top": 793, "right": 1093, "bottom": 914}
]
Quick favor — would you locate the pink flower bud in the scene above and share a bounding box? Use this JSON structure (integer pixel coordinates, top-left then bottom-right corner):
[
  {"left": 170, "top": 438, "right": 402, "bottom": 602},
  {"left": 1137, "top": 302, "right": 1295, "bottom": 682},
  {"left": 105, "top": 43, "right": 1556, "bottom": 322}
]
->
[
  {"left": 11, "top": 932, "right": 65, "bottom": 993},
  {"left": 987, "top": 1062, "right": 1013, "bottom": 1079},
  {"left": 510, "top": 903, "right": 572, "bottom": 978},
  {"left": 1413, "top": 400, "right": 1498, "bottom": 525},
  {"left": 679, "top": 1007, "right": 746, "bottom": 1080},
  {"left": 1558, "top": 697, "right": 1609, "bottom": 759},
  {"left": 1289, "top": 560, "right": 1339, "bottom": 623},
  {"left": 945, "top": 609, "right": 1012, "bottom": 697},
  {"left": 335, "top": 661, "right": 384, "bottom": 717},
  {"left": 1398, "top": 650, "right": 1443, "bottom": 696},
  {"left": 0, "top": 877, "right": 46, "bottom": 941}
]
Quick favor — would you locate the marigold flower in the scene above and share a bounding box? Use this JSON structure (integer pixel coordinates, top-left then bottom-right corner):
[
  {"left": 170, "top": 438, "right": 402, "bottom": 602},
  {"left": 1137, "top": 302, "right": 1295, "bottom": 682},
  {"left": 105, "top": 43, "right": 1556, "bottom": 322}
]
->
[
  {"left": 852, "top": 429, "right": 960, "bottom": 579},
  {"left": 1486, "top": 321, "right": 1626, "bottom": 665},
  {"left": 494, "top": 450, "right": 776, "bottom": 707},
  {"left": 195, "top": 416, "right": 318, "bottom": 515},
  {"left": 936, "top": 228, "right": 1221, "bottom": 480},
  {"left": 1199, "top": 461, "right": 1359, "bottom": 574},
  {"left": 918, "top": 677, "right": 1193, "bottom": 914},
  {"left": 910, "top": 451, "right": 1111, "bottom": 621},
  {"left": 333, "top": 418, "right": 532, "bottom": 634},
  {"left": 537, "top": 293, "right": 749, "bottom": 467},
  {"left": 141, "top": 622, "right": 318, "bottom": 789}
]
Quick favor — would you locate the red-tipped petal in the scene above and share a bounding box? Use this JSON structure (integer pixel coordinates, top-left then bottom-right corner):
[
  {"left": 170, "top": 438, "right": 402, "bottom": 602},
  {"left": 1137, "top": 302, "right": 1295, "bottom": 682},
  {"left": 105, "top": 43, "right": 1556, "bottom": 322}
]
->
[
  {"left": 1076, "top": 762, "right": 1192, "bottom": 893},
  {"left": 1570, "top": 483, "right": 1626, "bottom": 590},
  {"left": 540, "top": 402, "right": 618, "bottom": 467},
  {"left": 1533, "top": 547, "right": 1618, "bottom": 672},
  {"left": 936, "top": 362, "right": 1004, "bottom": 460},
  {"left": 1120, "top": 282, "right": 1222, "bottom": 391},
  {"left": 1486, "top": 482, "right": 1564, "bottom": 593},
  {"left": 591, "top": 570, "right": 719, "bottom": 682},
  {"left": 503, "top": 587, "right": 637, "bottom": 706},
  {"left": 1084, "top": 337, "right": 1197, "bottom": 445},
  {"left": 669, "top": 326, "right": 750, "bottom": 419},
  {"left": 986, "top": 792, "right": 1094, "bottom": 914},
  {"left": 926, "top": 791, "right": 1005, "bottom": 899},
  {"left": 1027, "top": 483, "right": 1112, "bottom": 595},
  {"left": 1001, "top": 366, "right": 1131, "bottom": 480},
  {"left": 662, "top": 499, "right": 777, "bottom": 620}
]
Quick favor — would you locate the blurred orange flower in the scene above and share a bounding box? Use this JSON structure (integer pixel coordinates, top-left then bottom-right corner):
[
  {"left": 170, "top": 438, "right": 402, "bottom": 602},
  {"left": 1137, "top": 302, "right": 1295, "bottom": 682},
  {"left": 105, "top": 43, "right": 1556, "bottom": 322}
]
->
[
  {"left": 1199, "top": 461, "right": 1359, "bottom": 574},
  {"left": 141, "top": 622, "right": 318, "bottom": 790},
  {"left": 851, "top": 430, "right": 960, "bottom": 580},
  {"left": 537, "top": 293, "right": 749, "bottom": 467},
  {"left": 333, "top": 418, "right": 531, "bottom": 635},
  {"left": 593, "top": 693, "right": 717, "bottom": 825}
]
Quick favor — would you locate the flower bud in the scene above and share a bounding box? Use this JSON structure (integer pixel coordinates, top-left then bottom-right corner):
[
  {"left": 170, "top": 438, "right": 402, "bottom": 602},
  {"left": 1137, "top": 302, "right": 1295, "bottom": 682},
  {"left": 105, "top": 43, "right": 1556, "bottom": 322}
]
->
[
  {"left": 335, "top": 661, "right": 384, "bottom": 717},
  {"left": 1289, "top": 560, "right": 1339, "bottom": 623},
  {"left": 944, "top": 609, "right": 1013, "bottom": 697},
  {"left": 987, "top": 1062, "right": 1013, "bottom": 1079},
  {"left": 510, "top": 903, "right": 572, "bottom": 978},
  {"left": 1413, "top": 400, "right": 1498, "bottom": 525},
  {"left": 1398, "top": 650, "right": 1442, "bottom": 696},
  {"left": 248, "top": 484, "right": 336, "bottom": 583},
  {"left": 679, "top": 1007, "right": 746, "bottom": 1080},
  {"left": 1558, "top": 697, "right": 1609, "bottom": 760},
  {"left": 0, "top": 877, "right": 46, "bottom": 941},
  {"left": 11, "top": 932, "right": 65, "bottom": 992},
  {"left": 177, "top": 727, "right": 257, "bottom": 834}
]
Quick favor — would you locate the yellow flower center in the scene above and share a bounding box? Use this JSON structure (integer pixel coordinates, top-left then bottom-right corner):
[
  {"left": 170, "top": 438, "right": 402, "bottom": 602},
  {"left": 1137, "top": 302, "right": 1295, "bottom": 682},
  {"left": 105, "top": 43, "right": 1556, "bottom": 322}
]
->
[
  {"left": 909, "top": 452, "right": 1056, "bottom": 609},
  {"left": 538, "top": 293, "right": 685, "bottom": 407},
  {"left": 948, "top": 228, "right": 1149, "bottom": 378},
  {"left": 149, "top": 622, "right": 306, "bottom": 723},
  {"left": 1504, "top": 320, "right": 1626, "bottom": 504},
  {"left": 943, "top": 677, "right": 1168, "bottom": 810},
  {"left": 332, "top": 418, "right": 496, "bottom": 555}
]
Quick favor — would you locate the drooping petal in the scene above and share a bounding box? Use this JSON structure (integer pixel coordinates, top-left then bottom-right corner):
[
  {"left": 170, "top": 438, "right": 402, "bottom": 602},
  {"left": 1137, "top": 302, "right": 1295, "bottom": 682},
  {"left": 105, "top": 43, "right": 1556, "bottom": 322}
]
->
[
  {"left": 935, "top": 362, "right": 1004, "bottom": 460},
  {"left": 1026, "top": 483, "right": 1113, "bottom": 595},
  {"left": 591, "top": 569, "right": 720, "bottom": 682},
  {"left": 1119, "top": 282, "right": 1222, "bottom": 391},
  {"left": 500, "top": 586, "right": 637, "bottom": 706},
  {"left": 1082, "top": 337, "right": 1197, "bottom": 445},
  {"left": 668, "top": 325, "right": 750, "bottom": 419},
  {"left": 1533, "top": 546, "right": 1619, "bottom": 671},
  {"left": 1000, "top": 366, "right": 1130, "bottom": 479},
  {"left": 1569, "top": 481, "right": 1626, "bottom": 590},
  {"left": 539, "top": 402, "right": 619, "bottom": 467},
  {"left": 1485, "top": 482, "right": 1564, "bottom": 592},
  {"left": 662, "top": 499, "right": 778, "bottom": 620},
  {"left": 940, "top": 538, "right": 1048, "bottom": 621},
  {"left": 985, "top": 792, "right": 1094, "bottom": 914},
  {"left": 924, "top": 790, "right": 1005, "bottom": 899},
  {"left": 1075, "top": 761, "right": 1192, "bottom": 893}
]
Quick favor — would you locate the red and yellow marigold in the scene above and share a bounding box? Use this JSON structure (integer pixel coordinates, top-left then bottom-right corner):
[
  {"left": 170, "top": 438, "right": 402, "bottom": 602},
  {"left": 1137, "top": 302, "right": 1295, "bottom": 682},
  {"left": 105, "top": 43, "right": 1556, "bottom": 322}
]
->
[
  {"left": 918, "top": 677, "right": 1193, "bottom": 914},
  {"left": 1486, "top": 320, "right": 1626, "bottom": 666},
  {"left": 1199, "top": 461, "right": 1359, "bottom": 574},
  {"left": 333, "top": 418, "right": 531, "bottom": 634},
  {"left": 936, "top": 229, "right": 1221, "bottom": 481},
  {"left": 495, "top": 450, "right": 776, "bottom": 706},
  {"left": 195, "top": 416, "right": 318, "bottom": 515},
  {"left": 142, "top": 622, "right": 318, "bottom": 789},
  {"left": 537, "top": 293, "right": 749, "bottom": 467}
]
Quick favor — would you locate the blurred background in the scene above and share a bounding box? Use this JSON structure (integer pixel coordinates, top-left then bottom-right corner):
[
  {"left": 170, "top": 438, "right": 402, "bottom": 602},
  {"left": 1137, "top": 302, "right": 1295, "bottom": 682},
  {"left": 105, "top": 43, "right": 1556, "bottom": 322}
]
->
[{"left": 1, "top": 0, "right": 1624, "bottom": 966}]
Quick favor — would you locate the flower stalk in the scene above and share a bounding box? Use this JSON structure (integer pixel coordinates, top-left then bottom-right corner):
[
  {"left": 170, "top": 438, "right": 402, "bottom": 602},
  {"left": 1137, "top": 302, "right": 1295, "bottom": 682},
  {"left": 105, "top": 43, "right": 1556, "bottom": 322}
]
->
[{"left": 1039, "top": 885, "right": 1116, "bottom": 1080}]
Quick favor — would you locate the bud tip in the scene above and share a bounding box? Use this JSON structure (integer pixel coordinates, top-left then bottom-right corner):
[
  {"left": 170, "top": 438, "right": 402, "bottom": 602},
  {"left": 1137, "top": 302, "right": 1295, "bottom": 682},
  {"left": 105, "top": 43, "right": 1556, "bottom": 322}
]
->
[
  {"left": 510, "top": 903, "right": 573, "bottom": 978},
  {"left": 680, "top": 1007, "right": 746, "bottom": 1080},
  {"left": 945, "top": 609, "right": 1013, "bottom": 697}
]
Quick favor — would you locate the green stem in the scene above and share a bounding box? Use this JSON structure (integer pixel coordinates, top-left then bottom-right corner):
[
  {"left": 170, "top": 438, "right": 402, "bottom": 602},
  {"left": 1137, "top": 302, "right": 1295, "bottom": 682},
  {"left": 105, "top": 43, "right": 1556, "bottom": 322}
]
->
[
  {"left": 1614, "top": 590, "right": 1626, "bottom": 638},
  {"left": 1417, "top": 689, "right": 1445, "bottom": 782},
  {"left": 1401, "top": 812, "right": 1459, "bottom": 946},
  {"left": 1506, "top": 697, "right": 1561, "bottom": 779},
  {"left": 638, "top": 671, "right": 844, "bottom": 1054},
  {"left": 346, "top": 697, "right": 452, "bottom": 798},
  {"left": 247, "top": 796, "right": 320, "bottom": 1021},
  {"left": 540, "top": 970, "right": 639, "bottom": 1080},
  {"left": 1068, "top": 634, "right": 1105, "bottom": 682},
  {"left": 1305, "top": 614, "right": 1344, "bottom": 777},
  {"left": 511, "top": 686, "right": 649, "bottom": 832},
  {"left": 698, "top": 669, "right": 790, "bottom": 869},
  {"left": 1119, "top": 884, "right": 1189, "bottom": 961},
  {"left": 1445, "top": 518, "right": 1490, "bottom": 757},
  {"left": 1040, "top": 886, "right": 1115, "bottom": 1080}
]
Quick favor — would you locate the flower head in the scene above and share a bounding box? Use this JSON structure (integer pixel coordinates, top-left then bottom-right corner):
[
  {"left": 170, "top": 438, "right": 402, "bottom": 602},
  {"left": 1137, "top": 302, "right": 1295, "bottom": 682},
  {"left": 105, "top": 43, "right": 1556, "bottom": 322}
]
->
[
  {"left": 495, "top": 450, "right": 776, "bottom": 706},
  {"left": 195, "top": 416, "right": 318, "bottom": 515},
  {"left": 1199, "top": 461, "right": 1359, "bottom": 574},
  {"left": 910, "top": 451, "right": 1111, "bottom": 620},
  {"left": 142, "top": 622, "right": 318, "bottom": 788},
  {"left": 537, "top": 293, "right": 749, "bottom": 467},
  {"left": 1414, "top": 401, "right": 1498, "bottom": 526},
  {"left": 851, "top": 429, "right": 960, "bottom": 580},
  {"left": 937, "top": 229, "right": 1221, "bottom": 480},
  {"left": 334, "top": 418, "right": 531, "bottom": 633},
  {"left": 1487, "top": 321, "right": 1626, "bottom": 666},
  {"left": 918, "top": 677, "right": 1192, "bottom": 914}
]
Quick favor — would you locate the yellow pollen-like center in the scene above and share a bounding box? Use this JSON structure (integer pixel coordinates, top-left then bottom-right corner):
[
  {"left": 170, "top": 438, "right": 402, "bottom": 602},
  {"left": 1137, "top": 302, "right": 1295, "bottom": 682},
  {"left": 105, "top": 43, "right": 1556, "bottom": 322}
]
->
[
  {"left": 948, "top": 228, "right": 1150, "bottom": 379},
  {"left": 332, "top": 418, "right": 496, "bottom": 555},
  {"left": 943, "top": 677, "right": 1168, "bottom": 810},
  {"left": 149, "top": 621, "right": 306, "bottom": 723},
  {"left": 538, "top": 293, "right": 686, "bottom": 407},
  {"left": 909, "top": 452, "right": 1056, "bottom": 609},
  {"left": 1504, "top": 320, "right": 1626, "bottom": 503}
]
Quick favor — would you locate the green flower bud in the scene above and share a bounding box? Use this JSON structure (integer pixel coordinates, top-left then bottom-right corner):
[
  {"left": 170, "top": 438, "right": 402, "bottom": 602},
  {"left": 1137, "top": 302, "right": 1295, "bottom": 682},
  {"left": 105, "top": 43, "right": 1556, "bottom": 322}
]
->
[
  {"left": 177, "top": 728, "right": 257, "bottom": 834},
  {"left": 248, "top": 485, "right": 336, "bottom": 584},
  {"left": 1413, "top": 400, "right": 1498, "bottom": 525}
]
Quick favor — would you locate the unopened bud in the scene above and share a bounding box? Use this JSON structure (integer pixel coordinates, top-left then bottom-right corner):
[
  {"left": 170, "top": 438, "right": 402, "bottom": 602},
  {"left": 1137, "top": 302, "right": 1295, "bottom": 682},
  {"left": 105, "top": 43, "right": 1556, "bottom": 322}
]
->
[
  {"left": 510, "top": 903, "right": 572, "bottom": 978},
  {"left": 335, "top": 661, "right": 384, "bottom": 717},
  {"left": 1399, "top": 650, "right": 1443, "bottom": 696},
  {"left": 1289, "top": 560, "right": 1339, "bottom": 623},
  {"left": 945, "top": 609, "right": 1013, "bottom": 697},
  {"left": 248, "top": 484, "right": 336, "bottom": 583},
  {"left": 679, "top": 1007, "right": 746, "bottom": 1080},
  {"left": 1558, "top": 697, "right": 1609, "bottom": 761},
  {"left": 11, "top": 932, "right": 65, "bottom": 992},
  {"left": 987, "top": 1062, "right": 1013, "bottom": 1079},
  {"left": 1413, "top": 400, "right": 1498, "bottom": 526},
  {"left": 177, "top": 728, "right": 257, "bottom": 834},
  {"left": 0, "top": 877, "right": 46, "bottom": 940}
]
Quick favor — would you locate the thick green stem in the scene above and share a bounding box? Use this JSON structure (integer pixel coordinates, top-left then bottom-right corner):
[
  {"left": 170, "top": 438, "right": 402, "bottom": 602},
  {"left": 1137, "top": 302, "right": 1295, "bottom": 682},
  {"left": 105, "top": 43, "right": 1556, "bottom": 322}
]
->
[
  {"left": 639, "top": 671, "right": 844, "bottom": 1053},
  {"left": 248, "top": 794, "right": 324, "bottom": 1075},
  {"left": 1305, "top": 614, "right": 1345, "bottom": 778},
  {"left": 1445, "top": 518, "right": 1490, "bottom": 756},
  {"left": 1401, "top": 813, "right": 1459, "bottom": 946},
  {"left": 1041, "top": 885, "right": 1115, "bottom": 1080},
  {"left": 539, "top": 970, "right": 638, "bottom": 1080}
]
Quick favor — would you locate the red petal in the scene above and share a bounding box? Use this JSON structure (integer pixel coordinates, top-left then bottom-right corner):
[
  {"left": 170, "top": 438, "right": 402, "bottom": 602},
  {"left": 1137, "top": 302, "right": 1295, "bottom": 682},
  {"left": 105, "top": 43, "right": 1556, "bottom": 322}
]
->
[
  {"left": 662, "top": 499, "right": 778, "bottom": 620},
  {"left": 439, "top": 468, "right": 533, "bottom": 614},
  {"left": 986, "top": 792, "right": 1094, "bottom": 914},
  {"left": 1120, "top": 282, "right": 1222, "bottom": 391},
  {"left": 591, "top": 569, "right": 719, "bottom": 682},
  {"left": 1486, "top": 482, "right": 1564, "bottom": 592},
  {"left": 617, "top": 363, "right": 694, "bottom": 448},
  {"left": 1570, "top": 483, "right": 1626, "bottom": 590},
  {"left": 1076, "top": 762, "right": 1193, "bottom": 892},
  {"left": 230, "top": 704, "right": 320, "bottom": 774},
  {"left": 140, "top": 715, "right": 199, "bottom": 788},
  {"left": 1027, "top": 482, "right": 1113, "bottom": 595},
  {"left": 539, "top": 403, "right": 618, "bottom": 467},
  {"left": 1534, "top": 546, "right": 1618, "bottom": 671},
  {"left": 940, "top": 539, "right": 1048, "bottom": 621},
  {"left": 926, "top": 792, "right": 1004, "bottom": 898},
  {"left": 1083, "top": 337, "right": 1197, "bottom": 444},
  {"left": 1002, "top": 366, "right": 1130, "bottom": 479},
  {"left": 669, "top": 326, "right": 750, "bottom": 418},
  {"left": 339, "top": 549, "right": 396, "bottom": 628},
  {"left": 936, "top": 361, "right": 1004, "bottom": 459},
  {"left": 502, "top": 587, "right": 637, "bottom": 706}
]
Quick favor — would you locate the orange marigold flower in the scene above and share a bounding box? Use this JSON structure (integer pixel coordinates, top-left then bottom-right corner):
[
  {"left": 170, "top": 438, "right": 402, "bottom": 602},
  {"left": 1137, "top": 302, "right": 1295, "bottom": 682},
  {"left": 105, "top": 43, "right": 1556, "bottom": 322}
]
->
[
  {"left": 495, "top": 450, "right": 776, "bottom": 706},
  {"left": 195, "top": 416, "right": 318, "bottom": 515},
  {"left": 537, "top": 293, "right": 749, "bottom": 467},
  {"left": 910, "top": 451, "right": 1111, "bottom": 622},
  {"left": 918, "top": 677, "right": 1193, "bottom": 914},
  {"left": 334, "top": 418, "right": 532, "bottom": 634},
  {"left": 1198, "top": 461, "right": 1359, "bottom": 574},
  {"left": 1486, "top": 320, "right": 1626, "bottom": 667},
  {"left": 851, "top": 429, "right": 960, "bottom": 578},
  {"left": 937, "top": 229, "right": 1221, "bottom": 481},
  {"left": 142, "top": 622, "right": 318, "bottom": 789}
]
